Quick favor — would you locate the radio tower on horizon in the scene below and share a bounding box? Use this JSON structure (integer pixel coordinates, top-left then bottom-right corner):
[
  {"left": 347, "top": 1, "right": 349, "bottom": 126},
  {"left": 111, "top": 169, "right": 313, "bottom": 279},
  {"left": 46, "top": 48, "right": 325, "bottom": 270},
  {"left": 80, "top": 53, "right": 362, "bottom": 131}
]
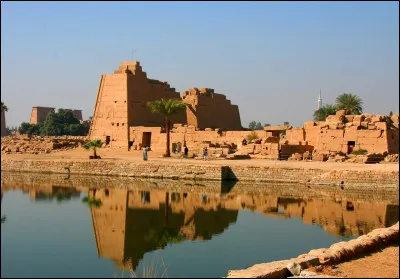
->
[{"left": 317, "top": 89, "right": 323, "bottom": 110}]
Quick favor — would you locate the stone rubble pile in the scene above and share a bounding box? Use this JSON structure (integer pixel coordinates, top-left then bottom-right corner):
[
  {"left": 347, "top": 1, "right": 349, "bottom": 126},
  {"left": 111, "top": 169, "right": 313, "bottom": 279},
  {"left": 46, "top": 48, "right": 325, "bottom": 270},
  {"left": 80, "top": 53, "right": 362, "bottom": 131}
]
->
[
  {"left": 1, "top": 135, "right": 88, "bottom": 154},
  {"left": 384, "top": 154, "right": 399, "bottom": 163}
]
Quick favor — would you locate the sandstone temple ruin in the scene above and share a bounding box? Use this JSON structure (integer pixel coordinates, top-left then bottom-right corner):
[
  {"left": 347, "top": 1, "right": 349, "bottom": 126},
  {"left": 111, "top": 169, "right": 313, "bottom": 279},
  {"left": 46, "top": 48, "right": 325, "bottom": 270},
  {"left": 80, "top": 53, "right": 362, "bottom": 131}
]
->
[
  {"left": 30, "top": 106, "right": 83, "bottom": 124},
  {"left": 88, "top": 61, "right": 242, "bottom": 148},
  {"left": 127, "top": 109, "right": 399, "bottom": 160},
  {"left": 87, "top": 62, "right": 399, "bottom": 159}
]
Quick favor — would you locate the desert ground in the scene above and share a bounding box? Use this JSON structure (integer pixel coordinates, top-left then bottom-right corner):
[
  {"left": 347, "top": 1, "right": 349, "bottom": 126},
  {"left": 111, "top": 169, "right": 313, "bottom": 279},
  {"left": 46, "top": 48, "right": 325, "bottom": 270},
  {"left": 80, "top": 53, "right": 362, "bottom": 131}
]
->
[{"left": 308, "top": 245, "right": 399, "bottom": 278}]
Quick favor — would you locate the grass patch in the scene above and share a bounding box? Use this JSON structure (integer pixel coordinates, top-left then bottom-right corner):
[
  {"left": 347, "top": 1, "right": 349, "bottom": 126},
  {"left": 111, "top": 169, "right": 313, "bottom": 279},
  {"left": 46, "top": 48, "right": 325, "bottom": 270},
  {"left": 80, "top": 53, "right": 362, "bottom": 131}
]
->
[{"left": 116, "top": 255, "right": 168, "bottom": 278}]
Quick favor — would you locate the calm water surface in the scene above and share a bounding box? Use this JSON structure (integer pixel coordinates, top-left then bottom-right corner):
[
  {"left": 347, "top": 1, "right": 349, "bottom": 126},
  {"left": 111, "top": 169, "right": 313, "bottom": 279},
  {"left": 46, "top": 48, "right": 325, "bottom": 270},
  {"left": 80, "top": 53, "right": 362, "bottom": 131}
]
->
[{"left": 1, "top": 173, "right": 398, "bottom": 278}]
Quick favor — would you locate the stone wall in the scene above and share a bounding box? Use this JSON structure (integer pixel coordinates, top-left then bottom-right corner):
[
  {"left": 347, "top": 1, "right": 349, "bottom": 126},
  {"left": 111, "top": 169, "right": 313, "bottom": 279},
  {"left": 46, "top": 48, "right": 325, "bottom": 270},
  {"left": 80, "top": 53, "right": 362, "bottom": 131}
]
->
[
  {"left": 130, "top": 126, "right": 253, "bottom": 155},
  {"left": 2, "top": 158, "right": 398, "bottom": 188},
  {"left": 1, "top": 159, "right": 224, "bottom": 180},
  {"left": 129, "top": 126, "right": 280, "bottom": 157},
  {"left": 88, "top": 73, "right": 130, "bottom": 148},
  {"left": 182, "top": 88, "right": 242, "bottom": 130}
]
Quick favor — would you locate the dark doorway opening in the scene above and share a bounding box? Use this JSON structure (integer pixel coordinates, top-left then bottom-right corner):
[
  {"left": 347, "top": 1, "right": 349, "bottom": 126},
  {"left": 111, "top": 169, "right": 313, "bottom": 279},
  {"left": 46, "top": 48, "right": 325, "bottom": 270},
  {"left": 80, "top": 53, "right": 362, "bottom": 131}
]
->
[
  {"left": 142, "top": 132, "right": 151, "bottom": 148},
  {"left": 346, "top": 201, "right": 354, "bottom": 211},
  {"left": 105, "top": 136, "right": 111, "bottom": 145},
  {"left": 141, "top": 191, "right": 150, "bottom": 204},
  {"left": 171, "top": 143, "right": 177, "bottom": 153},
  {"left": 347, "top": 141, "right": 355, "bottom": 154}
]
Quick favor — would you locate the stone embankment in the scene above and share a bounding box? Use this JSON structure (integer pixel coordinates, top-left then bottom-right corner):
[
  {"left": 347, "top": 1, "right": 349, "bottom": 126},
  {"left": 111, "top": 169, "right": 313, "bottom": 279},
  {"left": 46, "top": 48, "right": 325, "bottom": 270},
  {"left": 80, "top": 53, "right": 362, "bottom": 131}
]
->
[
  {"left": 1, "top": 158, "right": 399, "bottom": 187},
  {"left": 226, "top": 222, "right": 399, "bottom": 278}
]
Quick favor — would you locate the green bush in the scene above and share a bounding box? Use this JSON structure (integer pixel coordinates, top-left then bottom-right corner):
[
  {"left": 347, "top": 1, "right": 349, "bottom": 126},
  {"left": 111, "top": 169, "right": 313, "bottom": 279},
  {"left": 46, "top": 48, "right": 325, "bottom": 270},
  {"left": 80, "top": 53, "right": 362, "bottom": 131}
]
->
[
  {"left": 17, "top": 109, "right": 89, "bottom": 136},
  {"left": 351, "top": 148, "right": 368, "bottom": 155},
  {"left": 246, "top": 131, "right": 259, "bottom": 142}
]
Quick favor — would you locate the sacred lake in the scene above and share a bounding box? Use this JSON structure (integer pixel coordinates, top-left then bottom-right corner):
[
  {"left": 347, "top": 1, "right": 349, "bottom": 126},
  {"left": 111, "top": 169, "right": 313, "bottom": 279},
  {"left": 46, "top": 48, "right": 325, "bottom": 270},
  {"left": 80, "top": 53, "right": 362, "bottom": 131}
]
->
[{"left": 1, "top": 172, "right": 398, "bottom": 278}]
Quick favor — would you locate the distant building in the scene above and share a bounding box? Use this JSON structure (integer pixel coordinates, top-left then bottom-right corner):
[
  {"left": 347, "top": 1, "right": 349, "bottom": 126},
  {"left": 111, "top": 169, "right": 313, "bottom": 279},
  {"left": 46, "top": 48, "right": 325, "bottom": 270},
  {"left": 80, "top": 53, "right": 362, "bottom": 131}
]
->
[
  {"left": 30, "top": 107, "right": 55, "bottom": 124},
  {"left": 29, "top": 107, "right": 83, "bottom": 124}
]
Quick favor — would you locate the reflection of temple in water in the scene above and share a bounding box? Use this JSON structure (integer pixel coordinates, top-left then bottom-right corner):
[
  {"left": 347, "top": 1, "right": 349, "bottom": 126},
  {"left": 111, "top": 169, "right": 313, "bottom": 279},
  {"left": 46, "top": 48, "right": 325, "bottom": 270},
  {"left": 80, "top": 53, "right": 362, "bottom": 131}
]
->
[
  {"left": 1, "top": 181, "right": 81, "bottom": 202},
  {"left": 30, "top": 186, "right": 81, "bottom": 202},
  {"left": 269, "top": 197, "right": 399, "bottom": 236},
  {"left": 89, "top": 189, "right": 238, "bottom": 270},
  {"left": 88, "top": 188, "right": 399, "bottom": 271}
]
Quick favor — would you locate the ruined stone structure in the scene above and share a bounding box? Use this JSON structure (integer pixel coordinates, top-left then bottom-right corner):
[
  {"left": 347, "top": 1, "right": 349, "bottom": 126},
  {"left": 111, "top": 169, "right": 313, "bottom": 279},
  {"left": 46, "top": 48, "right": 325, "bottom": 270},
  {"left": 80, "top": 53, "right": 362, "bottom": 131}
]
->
[
  {"left": 70, "top": 110, "right": 83, "bottom": 121},
  {"left": 88, "top": 61, "right": 242, "bottom": 148},
  {"left": 29, "top": 107, "right": 83, "bottom": 124},
  {"left": 281, "top": 110, "right": 399, "bottom": 157},
  {"left": 129, "top": 110, "right": 399, "bottom": 158},
  {"left": 30, "top": 107, "right": 55, "bottom": 124},
  {"left": 1, "top": 109, "right": 6, "bottom": 137},
  {"left": 182, "top": 88, "right": 241, "bottom": 130}
]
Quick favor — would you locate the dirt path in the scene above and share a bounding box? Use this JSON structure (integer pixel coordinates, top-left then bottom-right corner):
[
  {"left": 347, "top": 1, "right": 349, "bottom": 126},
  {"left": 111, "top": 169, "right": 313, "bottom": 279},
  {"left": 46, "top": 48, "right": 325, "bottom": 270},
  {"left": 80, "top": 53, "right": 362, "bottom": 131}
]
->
[{"left": 309, "top": 245, "right": 399, "bottom": 278}]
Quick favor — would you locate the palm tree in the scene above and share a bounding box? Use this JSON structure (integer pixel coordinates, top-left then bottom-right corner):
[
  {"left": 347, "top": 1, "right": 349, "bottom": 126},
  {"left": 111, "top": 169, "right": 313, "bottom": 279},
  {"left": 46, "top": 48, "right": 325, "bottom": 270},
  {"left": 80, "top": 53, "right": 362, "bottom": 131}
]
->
[
  {"left": 335, "top": 93, "right": 363, "bottom": 115},
  {"left": 1, "top": 101, "right": 8, "bottom": 112},
  {"left": 313, "top": 104, "right": 337, "bottom": 121},
  {"left": 146, "top": 98, "right": 188, "bottom": 157},
  {"left": 83, "top": 139, "right": 103, "bottom": 158}
]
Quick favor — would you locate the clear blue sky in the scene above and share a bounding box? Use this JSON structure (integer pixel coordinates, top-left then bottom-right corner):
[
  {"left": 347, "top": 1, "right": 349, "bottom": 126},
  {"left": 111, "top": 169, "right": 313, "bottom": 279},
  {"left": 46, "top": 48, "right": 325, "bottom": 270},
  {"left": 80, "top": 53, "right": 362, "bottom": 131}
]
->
[{"left": 1, "top": 1, "right": 399, "bottom": 128}]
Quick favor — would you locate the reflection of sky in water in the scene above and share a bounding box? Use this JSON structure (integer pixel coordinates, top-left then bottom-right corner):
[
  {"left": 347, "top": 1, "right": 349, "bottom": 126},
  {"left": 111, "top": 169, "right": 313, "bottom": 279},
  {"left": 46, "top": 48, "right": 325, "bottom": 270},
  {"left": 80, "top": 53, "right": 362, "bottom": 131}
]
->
[{"left": 1, "top": 184, "right": 398, "bottom": 278}]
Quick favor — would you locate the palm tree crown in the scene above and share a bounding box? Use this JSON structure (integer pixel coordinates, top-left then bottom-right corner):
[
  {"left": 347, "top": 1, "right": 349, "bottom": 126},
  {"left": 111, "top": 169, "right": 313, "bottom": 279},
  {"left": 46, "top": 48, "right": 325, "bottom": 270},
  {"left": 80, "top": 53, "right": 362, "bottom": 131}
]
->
[
  {"left": 1, "top": 101, "right": 8, "bottom": 112},
  {"left": 83, "top": 139, "right": 103, "bottom": 157},
  {"left": 147, "top": 98, "right": 188, "bottom": 117},
  {"left": 146, "top": 98, "right": 188, "bottom": 157},
  {"left": 335, "top": 93, "right": 363, "bottom": 115}
]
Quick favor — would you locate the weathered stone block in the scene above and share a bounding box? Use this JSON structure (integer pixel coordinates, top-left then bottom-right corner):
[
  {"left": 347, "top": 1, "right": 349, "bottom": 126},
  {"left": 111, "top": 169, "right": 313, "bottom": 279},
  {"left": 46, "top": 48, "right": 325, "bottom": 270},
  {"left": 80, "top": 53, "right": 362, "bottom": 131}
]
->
[{"left": 227, "top": 260, "right": 291, "bottom": 278}]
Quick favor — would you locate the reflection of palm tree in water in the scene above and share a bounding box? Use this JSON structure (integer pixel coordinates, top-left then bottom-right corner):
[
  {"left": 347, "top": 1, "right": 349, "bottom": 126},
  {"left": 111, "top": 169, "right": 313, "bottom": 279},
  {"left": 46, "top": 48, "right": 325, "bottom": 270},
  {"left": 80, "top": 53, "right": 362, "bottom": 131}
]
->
[
  {"left": 156, "top": 192, "right": 185, "bottom": 248},
  {"left": 164, "top": 192, "right": 169, "bottom": 226}
]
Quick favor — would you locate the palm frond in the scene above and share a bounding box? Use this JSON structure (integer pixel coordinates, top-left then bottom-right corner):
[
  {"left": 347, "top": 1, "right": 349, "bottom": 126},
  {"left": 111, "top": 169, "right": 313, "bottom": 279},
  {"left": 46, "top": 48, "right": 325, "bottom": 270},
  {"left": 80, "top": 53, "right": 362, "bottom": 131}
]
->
[
  {"left": 146, "top": 99, "right": 188, "bottom": 117},
  {"left": 1, "top": 101, "right": 8, "bottom": 112},
  {"left": 83, "top": 139, "right": 103, "bottom": 149},
  {"left": 335, "top": 93, "right": 363, "bottom": 115}
]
